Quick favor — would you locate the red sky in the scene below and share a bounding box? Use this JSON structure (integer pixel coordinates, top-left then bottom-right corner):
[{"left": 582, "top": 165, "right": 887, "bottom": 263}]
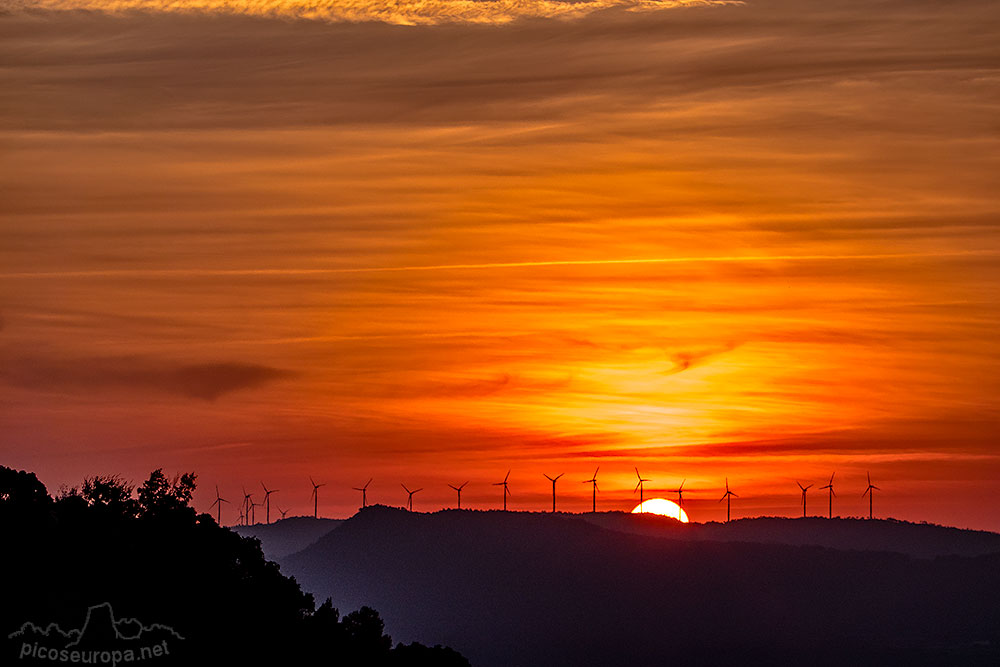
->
[{"left": 2, "top": 0, "right": 999, "bottom": 529}]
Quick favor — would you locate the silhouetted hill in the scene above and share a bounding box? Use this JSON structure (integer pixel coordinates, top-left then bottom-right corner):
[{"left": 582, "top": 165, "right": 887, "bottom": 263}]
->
[
  {"left": 579, "top": 512, "right": 1000, "bottom": 558},
  {"left": 285, "top": 506, "right": 1000, "bottom": 667},
  {"left": 233, "top": 516, "right": 341, "bottom": 560},
  {"left": 1, "top": 467, "right": 468, "bottom": 666}
]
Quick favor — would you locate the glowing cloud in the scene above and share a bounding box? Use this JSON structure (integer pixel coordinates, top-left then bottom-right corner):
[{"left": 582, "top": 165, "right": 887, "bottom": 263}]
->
[{"left": 18, "top": 0, "right": 733, "bottom": 25}]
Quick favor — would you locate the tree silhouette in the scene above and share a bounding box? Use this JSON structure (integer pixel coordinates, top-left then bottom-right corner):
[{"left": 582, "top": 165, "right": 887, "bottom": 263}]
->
[{"left": 0, "top": 465, "right": 468, "bottom": 666}]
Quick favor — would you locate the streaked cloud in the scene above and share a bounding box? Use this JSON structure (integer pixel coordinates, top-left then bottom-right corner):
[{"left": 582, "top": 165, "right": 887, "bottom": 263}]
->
[
  {"left": 1, "top": 0, "right": 998, "bottom": 528},
  {"left": 15, "top": 0, "right": 730, "bottom": 25},
  {"left": 0, "top": 355, "right": 295, "bottom": 400}
]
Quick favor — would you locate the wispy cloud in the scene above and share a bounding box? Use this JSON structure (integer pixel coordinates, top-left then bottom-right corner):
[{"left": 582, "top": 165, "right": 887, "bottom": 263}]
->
[
  {"left": 15, "top": 0, "right": 732, "bottom": 25},
  {"left": 1, "top": 355, "right": 295, "bottom": 400},
  {"left": 3, "top": 0, "right": 999, "bottom": 526},
  {"left": 3, "top": 251, "right": 995, "bottom": 280}
]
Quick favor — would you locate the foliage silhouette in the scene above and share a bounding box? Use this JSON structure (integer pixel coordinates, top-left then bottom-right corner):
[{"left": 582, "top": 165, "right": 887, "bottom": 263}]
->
[{"left": 1, "top": 465, "right": 469, "bottom": 666}]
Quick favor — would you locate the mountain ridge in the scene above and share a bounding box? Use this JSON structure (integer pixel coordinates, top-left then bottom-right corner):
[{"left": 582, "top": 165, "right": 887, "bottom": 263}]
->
[{"left": 281, "top": 506, "right": 1000, "bottom": 666}]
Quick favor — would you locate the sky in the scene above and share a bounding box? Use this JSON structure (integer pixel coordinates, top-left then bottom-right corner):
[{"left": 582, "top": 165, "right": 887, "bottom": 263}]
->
[{"left": 2, "top": 0, "right": 999, "bottom": 529}]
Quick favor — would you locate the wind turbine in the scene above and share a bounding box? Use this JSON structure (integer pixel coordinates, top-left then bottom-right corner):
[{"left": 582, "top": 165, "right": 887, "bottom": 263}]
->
[
  {"left": 543, "top": 473, "right": 564, "bottom": 512},
  {"left": 719, "top": 478, "right": 738, "bottom": 522},
  {"left": 241, "top": 488, "right": 254, "bottom": 526},
  {"left": 493, "top": 470, "right": 511, "bottom": 511},
  {"left": 797, "top": 481, "right": 813, "bottom": 518},
  {"left": 352, "top": 478, "right": 372, "bottom": 510},
  {"left": 249, "top": 498, "right": 260, "bottom": 525},
  {"left": 209, "top": 486, "right": 229, "bottom": 525},
  {"left": 582, "top": 467, "right": 599, "bottom": 513},
  {"left": 261, "top": 482, "right": 279, "bottom": 525},
  {"left": 633, "top": 468, "right": 650, "bottom": 510},
  {"left": 449, "top": 481, "right": 469, "bottom": 509},
  {"left": 819, "top": 473, "right": 836, "bottom": 518},
  {"left": 669, "top": 479, "right": 687, "bottom": 517},
  {"left": 862, "top": 472, "right": 880, "bottom": 519},
  {"left": 277, "top": 505, "right": 289, "bottom": 520},
  {"left": 401, "top": 484, "right": 422, "bottom": 511},
  {"left": 309, "top": 477, "right": 326, "bottom": 518}
]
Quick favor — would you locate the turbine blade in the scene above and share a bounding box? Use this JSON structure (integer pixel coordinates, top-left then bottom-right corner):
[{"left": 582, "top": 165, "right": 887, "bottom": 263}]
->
[{"left": 504, "top": 470, "right": 511, "bottom": 483}]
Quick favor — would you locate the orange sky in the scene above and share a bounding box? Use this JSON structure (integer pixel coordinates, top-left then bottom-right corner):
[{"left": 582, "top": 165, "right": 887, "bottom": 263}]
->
[{"left": 2, "top": 0, "right": 999, "bottom": 529}]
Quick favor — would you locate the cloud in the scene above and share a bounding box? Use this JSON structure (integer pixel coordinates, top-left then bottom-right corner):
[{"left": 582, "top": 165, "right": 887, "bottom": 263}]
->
[
  {"left": 665, "top": 343, "right": 740, "bottom": 374},
  {"left": 0, "top": 355, "right": 294, "bottom": 400},
  {"left": 13, "top": 0, "right": 731, "bottom": 26}
]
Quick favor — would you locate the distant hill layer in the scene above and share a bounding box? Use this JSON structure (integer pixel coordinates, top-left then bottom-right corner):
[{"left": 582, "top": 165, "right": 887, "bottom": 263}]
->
[
  {"left": 580, "top": 512, "right": 1000, "bottom": 559},
  {"left": 233, "top": 516, "right": 341, "bottom": 560},
  {"left": 283, "top": 507, "right": 1000, "bottom": 666}
]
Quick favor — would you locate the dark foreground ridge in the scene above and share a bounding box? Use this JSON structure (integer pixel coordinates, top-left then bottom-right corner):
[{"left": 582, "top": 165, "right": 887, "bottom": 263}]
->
[
  {"left": 285, "top": 506, "right": 1000, "bottom": 667},
  {"left": 0, "top": 466, "right": 469, "bottom": 666}
]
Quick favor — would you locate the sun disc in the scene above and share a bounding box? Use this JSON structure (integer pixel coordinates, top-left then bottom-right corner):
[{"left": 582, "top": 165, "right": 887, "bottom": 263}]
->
[{"left": 631, "top": 498, "right": 689, "bottom": 522}]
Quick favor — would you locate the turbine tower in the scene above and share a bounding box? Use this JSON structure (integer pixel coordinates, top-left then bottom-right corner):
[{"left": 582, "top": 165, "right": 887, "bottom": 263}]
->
[
  {"left": 669, "top": 479, "right": 687, "bottom": 517},
  {"left": 819, "top": 473, "right": 836, "bottom": 518},
  {"left": 261, "top": 482, "right": 279, "bottom": 525},
  {"left": 719, "top": 478, "right": 738, "bottom": 522},
  {"left": 543, "top": 473, "right": 564, "bottom": 512},
  {"left": 862, "top": 472, "right": 880, "bottom": 519},
  {"left": 582, "top": 467, "right": 600, "bottom": 513},
  {"left": 309, "top": 477, "right": 326, "bottom": 518},
  {"left": 209, "top": 486, "right": 229, "bottom": 525},
  {"left": 797, "top": 481, "right": 813, "bottom": 518},
  {"left": 352, "top": 478, "right": 372, "bottom": 510},
  {"left": 241, "top": 488, "right": 254, "bottom": 526},
  {"left": 401, "top": 484, "right": 422, "bottom": 511},
  {"left": 493, "top": 470, "right": 511, "bottom": 511},
  {"left": 633, "top": 468, "right": 650, "bottom": 510},
  {"left": 449, "top": 481, "right": 469, "bottom": 509}
]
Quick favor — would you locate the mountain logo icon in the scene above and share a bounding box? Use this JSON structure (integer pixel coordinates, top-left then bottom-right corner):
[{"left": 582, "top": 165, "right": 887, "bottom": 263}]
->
[{"left": 9, "top": 602, "right": 183, "bottom": 664}]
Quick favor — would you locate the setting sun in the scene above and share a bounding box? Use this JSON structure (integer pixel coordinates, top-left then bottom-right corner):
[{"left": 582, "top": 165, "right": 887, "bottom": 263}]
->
[{"left": 631, "top": 498, "right": 689, "bottom": 522}]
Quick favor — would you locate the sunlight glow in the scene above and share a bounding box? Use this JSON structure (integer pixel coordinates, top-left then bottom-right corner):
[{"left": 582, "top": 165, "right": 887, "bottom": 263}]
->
[{"left": 631, "top": 498, "right": 689, "bottom": 522}]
